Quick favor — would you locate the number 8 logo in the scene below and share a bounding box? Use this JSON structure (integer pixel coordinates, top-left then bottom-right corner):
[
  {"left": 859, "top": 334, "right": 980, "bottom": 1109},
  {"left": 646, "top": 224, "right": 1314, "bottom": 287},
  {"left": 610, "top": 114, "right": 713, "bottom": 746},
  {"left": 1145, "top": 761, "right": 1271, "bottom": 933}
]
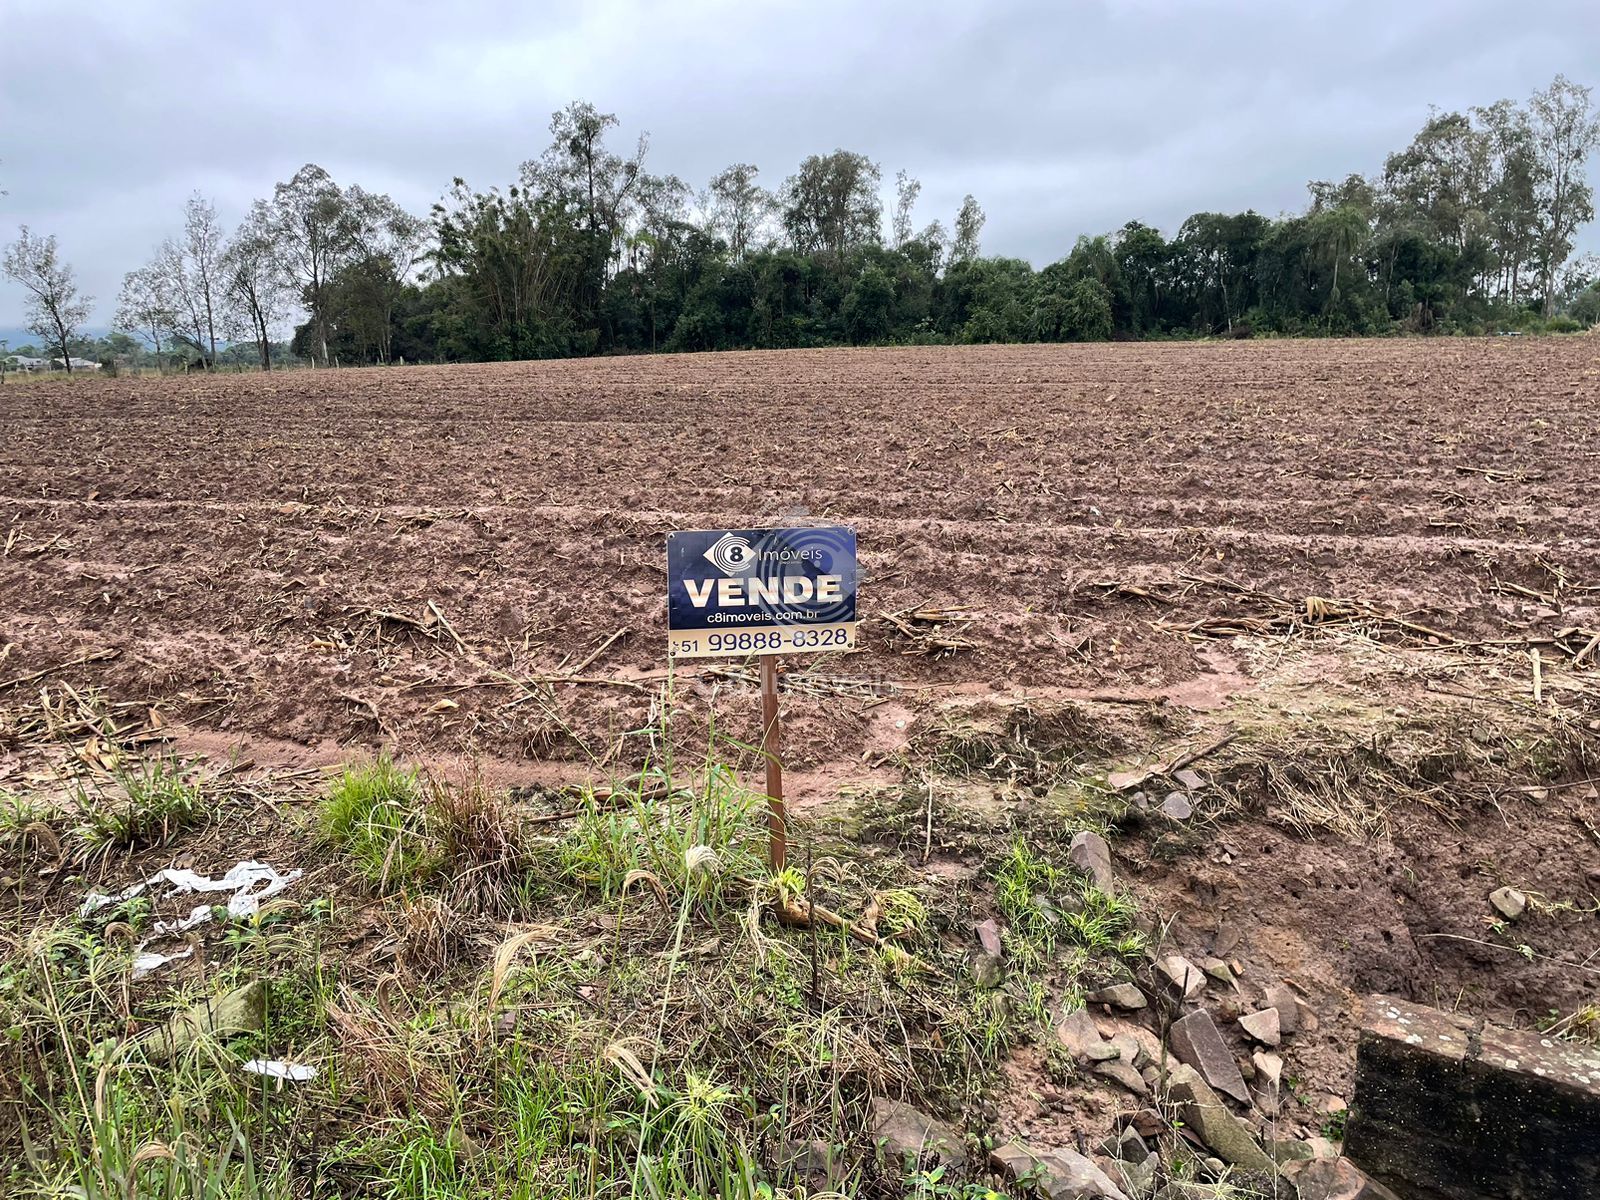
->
[{"left": 703, "top": 533, "right": 755, "bottom": 575}]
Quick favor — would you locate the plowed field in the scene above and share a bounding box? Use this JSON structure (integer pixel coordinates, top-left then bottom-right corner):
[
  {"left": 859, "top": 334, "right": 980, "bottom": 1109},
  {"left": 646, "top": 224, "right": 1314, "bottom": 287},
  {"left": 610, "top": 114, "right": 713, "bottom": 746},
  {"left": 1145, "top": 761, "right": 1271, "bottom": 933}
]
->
[
  {"left": 4, "top": 337, "right": 1600, "bottom": 1165},
  {"left": 4, "top": 338, "right": 1596, "bottom": 767}
]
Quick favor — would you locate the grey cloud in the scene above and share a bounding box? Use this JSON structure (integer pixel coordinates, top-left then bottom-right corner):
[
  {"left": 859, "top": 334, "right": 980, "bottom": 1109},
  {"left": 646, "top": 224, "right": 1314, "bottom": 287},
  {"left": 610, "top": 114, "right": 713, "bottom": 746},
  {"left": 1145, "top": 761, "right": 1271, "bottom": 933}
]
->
[{"left": 2, "top": 0, "right": 1597, "bottom": 327}]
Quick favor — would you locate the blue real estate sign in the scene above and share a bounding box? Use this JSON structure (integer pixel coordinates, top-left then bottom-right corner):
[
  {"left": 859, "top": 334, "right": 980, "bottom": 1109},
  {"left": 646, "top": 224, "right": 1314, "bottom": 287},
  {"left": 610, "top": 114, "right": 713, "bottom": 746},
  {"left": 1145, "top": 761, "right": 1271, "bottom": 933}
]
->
[{"left": 666, "top": 526, "right": 858, "bottom": 658}]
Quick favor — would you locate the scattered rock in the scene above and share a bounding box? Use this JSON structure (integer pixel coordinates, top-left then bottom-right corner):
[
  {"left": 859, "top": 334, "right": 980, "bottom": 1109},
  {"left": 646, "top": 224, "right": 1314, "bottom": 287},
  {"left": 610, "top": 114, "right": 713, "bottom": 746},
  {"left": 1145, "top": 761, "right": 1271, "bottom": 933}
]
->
[
  {"left": 1266, "top": 1138, "right": 1315, "bottom": 1165},
  {"left": 1157, "top": 955, "right": 1206, "bottom": 1000},
  {"left": 990, "top": 1142, "right": 1130, "bottom": 1200},
  {"left": 1164, "top": 1064, "right": 1277, "bottom": 1174},
  {"left": 1057, "top": 1008, "right": 1117, "bottom": 1062},
  {"left": 144, "top": 980, "right": 266, "bottom": 1062},
  {"left": 1261, "top": 982, "right": 1300, "bottom": 1034},
  {"left": 446, "top": 1124, "right": 486, "bottom": 1162},
  {"left": 1095, "top": 1017, "right": 1163, "bottom": 1067},
  {"left": 1168, "top": 1010, "right": 1251, "bottom": 1104},
  {"left": 1314, "top": 1093, "right": 1348, "bottom": 1116},
  {"left": 1106, "top": 1127, "right": 1152, "bottom": 1164},
  {"left": 1489, "top": 886, "right": 1527, "bottom": 921},
  {"left": 1130, "top": 791, "right": 1150, "bottom": 811},
  {"left": 784, "top": 1138, "right": 845, "bottom": 1189},
  {"left": 1086, "top": 983, "right": 1147, "bottom": 1010},
  {"left": 1200, "top": 957, "right": 1234, "bottom": 985},
  {"left": 1108, "top": 1031, "right": 1144, "bottom": 1067},
  {"left": 1111, "top": 1155, "right": 1157, "bottom": 1200},
  {"left": 1213, "top": 920, "right": 1243, "bottom": 957},
  {"left": 1069, "top": 831, "right": 1116, "bottom": 892},
  {"left": 1173, "top": 767, "right": 1206, "bottom": 790},
  {"left": 1159, "top": 792, "right": 1193, "bottom": 820},
  {"left": 1239, "top": 1008, "right": 1282, "bottom": 1047},
  {"left": 1296, "top": 1156, "right": 1402, "bottom": 1200},
  {"left": 1252, "top": 1050, "right": 1284, "bottom": 1087},
  {"left": 1296, "top": 999, "right": 1320, "bottom": 1033},
  {"left": 1125, "top": 1108, "right": 1166, "bottom": 1139},
  {"left": 870, "top": 1098, "right": 966, "bottom": 1173},
  {"left": 1093, "top": 1059, "right": 1148, "bottom": 1097},
  {"left": 968, "top": 948, "right": 1005, "bottom": 988},
  {"left": 1304, "top": 1136, "right": 1340, "bottom": 1160},
  {"left": 975, "top": 917, "right": 1004, "bottom": 957}
]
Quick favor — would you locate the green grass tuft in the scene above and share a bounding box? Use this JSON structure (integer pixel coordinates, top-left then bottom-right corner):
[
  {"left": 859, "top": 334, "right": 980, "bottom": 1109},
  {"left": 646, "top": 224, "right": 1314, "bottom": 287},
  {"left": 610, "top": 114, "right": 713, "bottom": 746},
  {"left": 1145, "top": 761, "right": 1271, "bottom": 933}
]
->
[
  {"left": 994, "top": 836, "right": 1146, "bottom": 974},
  {"left": 73, "top": 758, "right": 209, "bottom": 855},
  {"left": 558, "top": 762, "right": 767, "bottom": 907},
  {"left": 317, "top": 756, "right": 435, "bottom": 889}
]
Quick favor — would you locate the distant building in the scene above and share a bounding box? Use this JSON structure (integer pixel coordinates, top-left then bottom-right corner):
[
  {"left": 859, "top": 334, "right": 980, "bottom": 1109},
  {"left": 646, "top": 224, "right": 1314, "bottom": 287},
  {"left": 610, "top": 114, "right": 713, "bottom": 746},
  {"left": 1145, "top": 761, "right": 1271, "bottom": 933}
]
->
[
  {"left": 2, "top": 355, "right": 49, "bottom": 372},
  {"left": 49, "top": 357, "right": 101, "bottom": 371}
]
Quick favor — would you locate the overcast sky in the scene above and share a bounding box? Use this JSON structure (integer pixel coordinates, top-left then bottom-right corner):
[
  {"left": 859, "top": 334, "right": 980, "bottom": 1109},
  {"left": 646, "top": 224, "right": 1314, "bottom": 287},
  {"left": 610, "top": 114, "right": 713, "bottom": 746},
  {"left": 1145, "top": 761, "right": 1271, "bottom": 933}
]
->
[{"left": 3, "top": 0, "right": 1598, "bottom": 333}]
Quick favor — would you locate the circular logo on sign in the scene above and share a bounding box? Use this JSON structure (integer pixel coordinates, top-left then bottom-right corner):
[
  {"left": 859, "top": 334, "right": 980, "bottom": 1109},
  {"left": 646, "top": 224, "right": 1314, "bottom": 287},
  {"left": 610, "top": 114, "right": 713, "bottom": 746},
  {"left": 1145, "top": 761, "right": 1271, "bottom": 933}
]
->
[
  {"left": 703, "top": 533, "right": 756, "bottom": 575},
  {"left": 748, "top": 527, "right": 855, "bottom": 623}
]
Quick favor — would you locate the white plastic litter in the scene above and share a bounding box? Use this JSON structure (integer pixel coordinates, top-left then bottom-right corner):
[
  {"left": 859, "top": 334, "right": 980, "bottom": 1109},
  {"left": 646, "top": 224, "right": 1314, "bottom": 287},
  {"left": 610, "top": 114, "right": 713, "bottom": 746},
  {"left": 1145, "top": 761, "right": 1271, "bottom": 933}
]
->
[
  {"left": 132, "top": 946, "right": 195, "bottom": 979},
  {"left": 81, "top": 881, "right": 147, "bottom": 916},
  {"left": 152, "top": 903, "right": 215, "bottom": 937},
  {"left": 81, "top": 861, "right": 303, "bottom": 980},
  {"left": 242, "top": 1059, "right": 318, "bottom": 1082},
  {"left": 82, "top": 861, "right": 302, "bottom": 919}
]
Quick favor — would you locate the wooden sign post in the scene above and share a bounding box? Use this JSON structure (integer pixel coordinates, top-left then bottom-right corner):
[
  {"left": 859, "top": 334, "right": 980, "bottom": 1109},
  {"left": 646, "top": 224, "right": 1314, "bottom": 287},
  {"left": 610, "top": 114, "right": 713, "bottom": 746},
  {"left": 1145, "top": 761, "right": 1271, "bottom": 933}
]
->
[
  {"left": 665, "top": 526, "right": 859, "bottom": 872},
  {"left": 760, "top": 654, "right": 785, "bottom": 870}
]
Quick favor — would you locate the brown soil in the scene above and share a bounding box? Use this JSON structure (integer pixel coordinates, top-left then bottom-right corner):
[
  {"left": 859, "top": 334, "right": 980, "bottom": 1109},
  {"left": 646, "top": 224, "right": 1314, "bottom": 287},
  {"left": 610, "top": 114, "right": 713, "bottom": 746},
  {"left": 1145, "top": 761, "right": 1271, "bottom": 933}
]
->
[{"left": 4, "top": 337, "right": 1599, "bottom": 1155}]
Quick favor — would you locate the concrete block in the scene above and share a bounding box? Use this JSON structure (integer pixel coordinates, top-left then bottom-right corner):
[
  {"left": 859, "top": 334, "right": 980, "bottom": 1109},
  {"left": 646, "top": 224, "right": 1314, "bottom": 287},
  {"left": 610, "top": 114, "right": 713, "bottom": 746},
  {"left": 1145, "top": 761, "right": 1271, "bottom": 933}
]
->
[{"left": 1346, "top": 994, "right": 1600, "bottom": 1200}]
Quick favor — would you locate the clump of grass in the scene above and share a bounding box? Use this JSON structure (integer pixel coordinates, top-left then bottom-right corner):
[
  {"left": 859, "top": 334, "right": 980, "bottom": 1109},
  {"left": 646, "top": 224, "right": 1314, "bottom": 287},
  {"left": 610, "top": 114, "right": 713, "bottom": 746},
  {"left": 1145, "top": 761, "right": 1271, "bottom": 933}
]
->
[
  {"left": 1219, "top": 650, "right": 1599, "bottom": 840},
  {"left": 913, "top": 698, "right": 1123, "bottom": 784},
  {"left": 397, "top": 893, "right": 465, "bottom": 975},
  {"left": 1032, "top": 777, "right": 1127, "bottom": 838},
  {"left": 1545, "top": 1004, "right": 1600, "bottom": 1045},
  {"left": 0, "top": 789, "right": 63, "bottom": 861},
  {"left": 558, "top": 761, "right": 766, "bottom": 907},
  {"left": 71, "top": 758, "right": 208, "bottom": 856},
  {"left": 325, "top": 989, "right": 460, "bottom": 1122},
  {"left": 30, "top": 1101, "right": 285, "bottom": 1200},
  {"left": 428, "top": 776, "right": 540, "bottom": 916},
  {"left": 638, "top": 1068, "right": 760, "bottom": 1198},
  {"left": 1, "top": 924, "right": 121, "bottom": 1110},
  {"left": 1, "top": 919, "right": 298, "bottom": 1197},
  {"left": 1066, "top": 888, "right": 1146, "bottom": 959},
  {"left": 994, "top": 837, "right": 1146, "bottom": 972},
  {"left": 2, "top": 760, "right": 210, "bottom": 867},
  {"left": 320, "top": 760, "right": 546, "bottom": 913},
  {"left": 0, "top": 788, "right": 49, "bottom": 830},
  {"left": 317, "top": 756, "right": 435, "bottom": 888},
  {"left": 874, "top": 887, "right": 928, "bottom": 936}
]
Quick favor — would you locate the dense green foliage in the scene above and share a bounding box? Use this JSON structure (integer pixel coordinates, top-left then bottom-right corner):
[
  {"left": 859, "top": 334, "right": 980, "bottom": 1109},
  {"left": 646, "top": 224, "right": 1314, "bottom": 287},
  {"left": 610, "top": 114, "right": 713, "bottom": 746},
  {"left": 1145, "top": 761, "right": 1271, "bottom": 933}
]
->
[
  {"left": 362, "top": 80, "right": 1600, "bottom": 361},
  {"left": 11, "top": 76, "right": 1594, "bottom": 374}
]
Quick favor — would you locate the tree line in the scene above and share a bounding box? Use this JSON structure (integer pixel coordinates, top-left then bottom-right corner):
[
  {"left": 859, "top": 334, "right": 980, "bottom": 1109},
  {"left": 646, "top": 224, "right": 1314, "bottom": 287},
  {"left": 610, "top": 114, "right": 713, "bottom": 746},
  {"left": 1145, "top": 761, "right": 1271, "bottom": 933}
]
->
[{"left": 5, "top": 75, "right": 1600, "bottom": 374}]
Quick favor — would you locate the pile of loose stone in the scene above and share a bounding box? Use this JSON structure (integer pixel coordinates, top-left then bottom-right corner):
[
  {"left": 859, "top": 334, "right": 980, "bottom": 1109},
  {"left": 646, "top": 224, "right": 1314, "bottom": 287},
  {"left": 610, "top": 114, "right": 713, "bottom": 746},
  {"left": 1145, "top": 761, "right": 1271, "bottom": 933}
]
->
[{"left": 879, "top": 831, "right": 1401, "bottom": 1199}]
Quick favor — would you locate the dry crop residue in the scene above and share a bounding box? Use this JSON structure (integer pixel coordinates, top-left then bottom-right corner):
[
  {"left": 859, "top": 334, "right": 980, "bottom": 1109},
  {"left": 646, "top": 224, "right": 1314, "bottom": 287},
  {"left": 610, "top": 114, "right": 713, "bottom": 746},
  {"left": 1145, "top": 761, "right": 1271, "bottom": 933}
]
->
[{"left": 3, "top": 337, "right": 1599, "bottom": 1181}]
